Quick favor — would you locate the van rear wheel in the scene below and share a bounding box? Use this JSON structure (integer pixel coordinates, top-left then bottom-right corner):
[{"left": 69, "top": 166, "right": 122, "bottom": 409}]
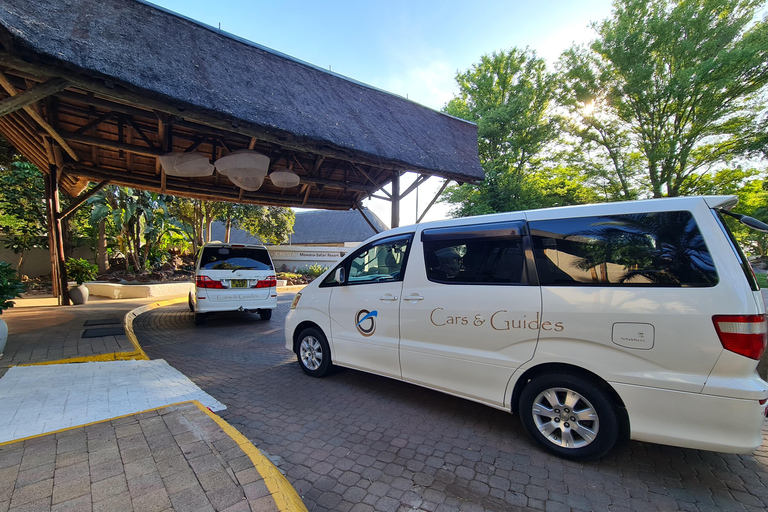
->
[
  {"left": 259, "top": 309, "right": 272, "bottom": 320},
  {"left": 519, "top": 373, "right": 618, "bottom": 460},
  {"left": 297, "top": 327, "right": 332, "bottom": 377}
]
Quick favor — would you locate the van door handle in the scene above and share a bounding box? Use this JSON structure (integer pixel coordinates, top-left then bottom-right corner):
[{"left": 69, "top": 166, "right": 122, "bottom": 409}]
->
[
  {"left": 404, "top": 294, "right": 424, "bottom": 302},
  {"left": 379, "top": 294, "right": 398, "bottom": 302}
]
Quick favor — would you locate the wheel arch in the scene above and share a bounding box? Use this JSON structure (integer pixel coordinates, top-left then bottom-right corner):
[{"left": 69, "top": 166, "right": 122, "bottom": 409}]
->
[
  {"left": 510, "top": 362, "right": 629, "bottom": 435},
  {"left": 292, "top": 321, "right": 327, "bottom": 354}
]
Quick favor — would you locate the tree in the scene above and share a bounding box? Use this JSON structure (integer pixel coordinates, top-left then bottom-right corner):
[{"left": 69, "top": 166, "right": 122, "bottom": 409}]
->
[
  {"left": 559, "top": 0, "right": 768, "bottom": 198},
  {"left": 215, "top": 203, "right": 295, "bottom": 245},
  {"left": 169, "top": 198, "right": 295, "bottom": 251},
  {"left": 88, "top": 186, "right": 177, "bottom": 270},
  {"left": 0, "top": 159, "right": 47, "bottom": 273},
  {"left": 442, "top": 48, "right": 560, "bottom": 216}
]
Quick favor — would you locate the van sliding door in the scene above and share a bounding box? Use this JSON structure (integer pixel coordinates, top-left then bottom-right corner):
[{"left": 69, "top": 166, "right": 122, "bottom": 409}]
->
[{"left": 399, "top": 220, "right": 541, "bottom": 408}]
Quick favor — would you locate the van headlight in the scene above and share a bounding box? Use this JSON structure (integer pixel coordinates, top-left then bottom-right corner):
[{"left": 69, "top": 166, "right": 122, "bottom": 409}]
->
[{"left": 290, "top": 293, "right": 302, "bottom": 309}]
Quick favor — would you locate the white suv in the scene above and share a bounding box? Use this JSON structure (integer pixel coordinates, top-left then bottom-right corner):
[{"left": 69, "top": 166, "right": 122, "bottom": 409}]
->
[
  {"left": 189, "top": 242, "right": 277, "bottom": 324},
  {"left": 285, "top": 196, "right": 768, "bottom": 460}
]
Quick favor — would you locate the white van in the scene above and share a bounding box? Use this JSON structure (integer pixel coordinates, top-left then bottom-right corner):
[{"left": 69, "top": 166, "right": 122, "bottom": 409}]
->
[
  {"left": 285, "top": 196, "right": 768, "bottom": 459},
  {"left": 189, "top": 242, "right": 277, "bottom": 324}
]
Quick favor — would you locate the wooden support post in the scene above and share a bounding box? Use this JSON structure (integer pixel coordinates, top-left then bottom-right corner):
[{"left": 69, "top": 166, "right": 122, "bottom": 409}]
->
[
  {"left": 48, "top": 164, "right": 70, "bottom": 305},
  {"left": 44, "top": 176, "right": 59, "bottom": 299},
  {"left": 391, "top": 171, "right": 400, "bottom": 229}
]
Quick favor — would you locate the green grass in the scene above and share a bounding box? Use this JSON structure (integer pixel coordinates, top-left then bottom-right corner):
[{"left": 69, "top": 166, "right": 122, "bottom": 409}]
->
[{"left": 755, "top": 272, "right": 768, "bottom": 289}]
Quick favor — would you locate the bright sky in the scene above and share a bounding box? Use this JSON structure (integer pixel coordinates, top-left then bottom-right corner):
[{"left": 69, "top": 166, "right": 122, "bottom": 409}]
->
[{"left": 150, "top": 0, "right": 615, "bottom": 226}]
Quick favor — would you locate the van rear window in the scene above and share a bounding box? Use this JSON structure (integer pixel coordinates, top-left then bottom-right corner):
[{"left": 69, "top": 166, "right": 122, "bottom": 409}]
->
[
  {"left": 530, "top": 211, "right": 718, "bottom": 287},
  {"left": 199, "top": 247, "right": 273, "bottom": 271}
]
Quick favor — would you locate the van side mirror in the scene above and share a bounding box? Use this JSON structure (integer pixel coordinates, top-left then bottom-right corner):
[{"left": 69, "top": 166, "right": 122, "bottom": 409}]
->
[{"left": 334, "top": 268, "right": 346, "bottom": 284}]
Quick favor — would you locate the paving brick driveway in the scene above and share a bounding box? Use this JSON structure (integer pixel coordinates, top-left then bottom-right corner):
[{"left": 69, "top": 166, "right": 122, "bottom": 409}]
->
[{"left": 133, "top": 293, "right": 768, "bottom": 512}]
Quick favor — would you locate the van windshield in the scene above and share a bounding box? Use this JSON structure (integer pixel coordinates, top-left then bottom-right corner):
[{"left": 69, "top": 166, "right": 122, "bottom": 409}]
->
[{"left": 200, "top": 247, "right": 273, "bottom": 271}]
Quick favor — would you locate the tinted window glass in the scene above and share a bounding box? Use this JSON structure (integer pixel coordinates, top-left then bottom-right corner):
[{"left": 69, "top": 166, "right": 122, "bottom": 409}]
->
[
  {"left": 200, "top": 247, "right": 273, "bottom": 270},
  {"left": 423, "top": 222, "right": 526, "bottom": 285},
  {"left": 530, "top": 211, "right": 717, "bottom": 287}
]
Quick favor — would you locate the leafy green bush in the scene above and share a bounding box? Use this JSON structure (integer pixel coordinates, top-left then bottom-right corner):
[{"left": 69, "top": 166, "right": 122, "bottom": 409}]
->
[
  {"left": 65, "top": 258, "right": 98, "bottom": 285},
  {"left": 297, "top": 264, "right": 329, "bottom": 277},
  {"left": 0, "top": 261, "right": 26, "bottom": 314}
]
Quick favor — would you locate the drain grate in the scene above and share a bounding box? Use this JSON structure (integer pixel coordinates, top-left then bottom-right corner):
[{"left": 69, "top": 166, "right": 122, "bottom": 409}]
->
[
  {"left": 82, "top": 326, "right": 126, "bottom": 338},
  {"left": 84, "top": 318, "right": 121, "bottom": 326}
]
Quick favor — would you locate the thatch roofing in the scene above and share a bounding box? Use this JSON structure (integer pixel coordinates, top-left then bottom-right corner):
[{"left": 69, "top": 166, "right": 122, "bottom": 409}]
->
[
  {"left": 210, "top": 208, "right": 389, "bottom": 246},
  {"left": 0, "top": 0, "right": 482, "bottom": 210}
]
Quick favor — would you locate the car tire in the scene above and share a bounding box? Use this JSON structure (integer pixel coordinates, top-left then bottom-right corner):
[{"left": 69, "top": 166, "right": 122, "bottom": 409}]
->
[
  {"left": 519, "top": 373, "right": 618, "bottom": 461},
  {"left": 188, "top": 292, "right": 195, "bottom": 312},
  {"left": 194, "top": 312, "right": 207, "bottom": 325},
  {"left": 296, "top": 327, "right": 332, "bottom": 377},
  {"left": 259, "top": 309, "right": 272, "bottom": 321}
]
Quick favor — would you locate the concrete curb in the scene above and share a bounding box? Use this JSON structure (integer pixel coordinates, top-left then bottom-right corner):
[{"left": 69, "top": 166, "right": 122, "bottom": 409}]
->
[
  {"left": 16, "top": 297, "right": 187, "bottom": 366},
  {"left": 194, "top": 401, "right": 308, "bottom": 511}
]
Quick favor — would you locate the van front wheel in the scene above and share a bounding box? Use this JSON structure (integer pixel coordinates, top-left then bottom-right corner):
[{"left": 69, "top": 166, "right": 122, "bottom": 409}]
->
[
  {"left": 297, "top": 328, "right": 332, "bottom": 377},
  {"left": 519, "top": 373, "right": 618, "bottom": 460}
]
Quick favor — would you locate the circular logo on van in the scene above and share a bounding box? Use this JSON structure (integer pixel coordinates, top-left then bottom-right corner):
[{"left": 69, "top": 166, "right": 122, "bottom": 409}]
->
[{"left": 355, "top": 309, "right": 378, "bottom": 337}]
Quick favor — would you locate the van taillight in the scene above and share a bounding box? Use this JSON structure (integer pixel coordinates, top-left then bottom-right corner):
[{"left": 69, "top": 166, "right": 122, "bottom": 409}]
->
[
  {"left": 196, "top": 275, "right": 224, "bottom": 289},
  {"left": 253, "top": 276, "right": 277, "bottom": 288},
  {"left": 712, "top": 315, "right": 767, "bottom": 360}
]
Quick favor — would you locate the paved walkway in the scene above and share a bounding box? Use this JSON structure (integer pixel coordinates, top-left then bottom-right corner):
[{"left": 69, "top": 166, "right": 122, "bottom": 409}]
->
[
  {"left": 0, "top": 401, "right": 301, "bottom": 511},
  {"left": 1, "top": 296, "right": 155, "bottom": 376},
  {"left": 0, "top": 295, "right": 306, "bottom": 511}
]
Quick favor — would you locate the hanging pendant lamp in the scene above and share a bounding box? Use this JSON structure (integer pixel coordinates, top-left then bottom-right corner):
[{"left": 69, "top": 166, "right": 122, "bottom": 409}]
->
[
  {"left": 158, "top": 151, "right": 214, "bottom": 177},
  {"left": 269, "top": 162, "right": 301, "bottom": 188}
]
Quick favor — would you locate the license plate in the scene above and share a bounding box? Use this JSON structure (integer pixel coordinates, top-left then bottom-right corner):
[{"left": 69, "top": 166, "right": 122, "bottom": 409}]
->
[{"left": 230, "top": 279, "right": 248, "bottom": 288}]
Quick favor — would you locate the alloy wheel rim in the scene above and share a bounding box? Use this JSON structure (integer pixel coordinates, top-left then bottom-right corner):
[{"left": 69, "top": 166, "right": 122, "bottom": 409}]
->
[
  {"left": 531, "top": 387, "right": 599, "bottom": 449},
  {"left": 300, "top": 336, "right": 322, "bottom": 370}
]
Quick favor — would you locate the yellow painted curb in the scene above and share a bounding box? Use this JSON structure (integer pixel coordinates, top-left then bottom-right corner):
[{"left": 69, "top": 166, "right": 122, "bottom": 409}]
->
[
  {"left": 192, "top": 401, "right": 308, "bottom": 511},
  {"left": 123, "top": 296, "right": 189, "bottom": 360},
  {"left": 19, "top": 296, "right": 188, "bottom": 366},
  {"left": 0, "top": 400, "right": 307, "bottom": 511}
]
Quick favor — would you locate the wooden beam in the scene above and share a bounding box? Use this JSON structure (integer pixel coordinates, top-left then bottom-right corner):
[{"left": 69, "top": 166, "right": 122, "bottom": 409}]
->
[
  {"left": 58, "top": 180, "right": 110, "bottom": 220},
  {"left": 352, "top": 164, "right": 390, "bottom": 198},
  {"left": 417, "top": 179, "right": 451, "bottom": 223},
  {"left": 0, "top": 77, "right": 69, "bottom": 117},
  {"left": 355, "top": 201, "right": 381, "bottom": 234},
  {"left": 60, "top": 131, "right": 165, "bottom": 157},
  {"left": 398, "top": 174, "right": 429, "bottom": 200},
  {"left": 0, "top": 118, "right": 47, "bottom": 164}
]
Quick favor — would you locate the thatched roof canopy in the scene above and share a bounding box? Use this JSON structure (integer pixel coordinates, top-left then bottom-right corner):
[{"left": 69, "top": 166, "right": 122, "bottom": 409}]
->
[{"left": 0, "top": 0, "right": 482, "bottom": 211}]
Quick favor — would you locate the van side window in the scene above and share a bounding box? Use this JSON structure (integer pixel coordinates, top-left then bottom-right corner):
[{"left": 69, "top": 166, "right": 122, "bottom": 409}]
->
[
  {"left": 530, "top": 211, "right": 718, "bottom": 287},
  {"left": 322, "top": 234, "right": 413, "bottom": 286},
  {"left": 422, "top": 221, "right": 527, "bottom": 285}
]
